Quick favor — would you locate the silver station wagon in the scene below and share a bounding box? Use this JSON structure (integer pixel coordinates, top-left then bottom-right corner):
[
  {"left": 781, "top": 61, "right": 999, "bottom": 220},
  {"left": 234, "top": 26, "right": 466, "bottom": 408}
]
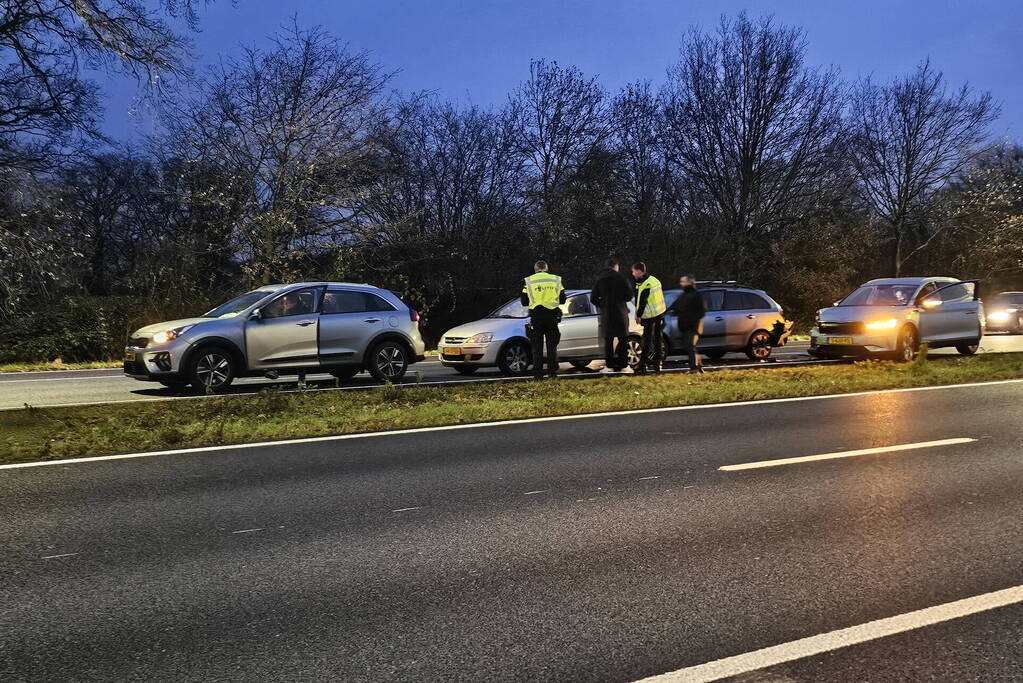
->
[
  {"left": 124, "top": 283, "right": 426, "bottom": 391},
  {"left": 809, "top": 277, "right": 983, "bottom": 361},
  {"left": 438, "top": 290, "right": 643, "bottom": 375}
]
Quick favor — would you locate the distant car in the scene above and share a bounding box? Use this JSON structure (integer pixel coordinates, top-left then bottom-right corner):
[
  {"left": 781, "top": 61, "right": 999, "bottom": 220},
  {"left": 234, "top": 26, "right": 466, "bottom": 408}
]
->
[
  {"left": 438, "top": 290, "right": 643, "bottom": 375},
  {"left": 662, "top": 283, "right": 793, "bottom": 361},
  {"left": 124, "top": 282, "right": 426, "bottom": 391},
  {"left": 985, "top": 292, "right": 1023, "bottom": 334},
  {"left": 809, "top": 277, "right": 983, "bottom": 362}
]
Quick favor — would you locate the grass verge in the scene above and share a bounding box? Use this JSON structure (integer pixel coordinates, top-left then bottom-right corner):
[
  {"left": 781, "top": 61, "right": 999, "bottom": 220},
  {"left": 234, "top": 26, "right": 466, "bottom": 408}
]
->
[
  {"left": 0, "top": 360, "right": 121, "bottom": 373},
  {"left": 3, "top": 353, "right": 1023, "bottom": 466}
]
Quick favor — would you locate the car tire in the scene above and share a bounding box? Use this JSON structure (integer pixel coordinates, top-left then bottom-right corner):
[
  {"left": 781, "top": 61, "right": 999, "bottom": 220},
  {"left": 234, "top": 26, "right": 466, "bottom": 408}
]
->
[
  {"left": 329, "top": 367, "right": 361, "bottom": 381},
  {"left": 454, "top": 365, "right": 479, "bottom": 375},
  {"left": 744, "top": 330, "right": 773, "bottom": 361},
  {"left": 705, "top": 349, "right": 727, "bottom": 361},
  {"left": 956, "top": 340, "right": 980, "bottom": 356},
  {"left": 568, "top": 360, "right": 592, "bottom": 370},
  {"left": 661, "top": 334, "right": 672, "bottom": 362},
  {"left": 497, "top": 340, "right": 531, "bottom": 376},
  {"left": 367, "top": 340, "right": 410, "bottom": 382},
  {"left": 187, "top": 346, "right": 236, "bottom": 392},
  {"left": 895, "top": 325, "right": 919, "bottom": 363},
  {"left": 626, "top": 336, "right": 642, "bottom": 369}
]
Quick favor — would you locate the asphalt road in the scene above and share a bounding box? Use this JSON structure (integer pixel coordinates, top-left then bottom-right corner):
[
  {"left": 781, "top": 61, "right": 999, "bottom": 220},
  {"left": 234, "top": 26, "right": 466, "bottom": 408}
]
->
[
  {"left": 2, "top": 379, "right": 1022, "bottom": 681},
  {"left": 2, "top": 335, "right": 1022, "bottom": 410}
]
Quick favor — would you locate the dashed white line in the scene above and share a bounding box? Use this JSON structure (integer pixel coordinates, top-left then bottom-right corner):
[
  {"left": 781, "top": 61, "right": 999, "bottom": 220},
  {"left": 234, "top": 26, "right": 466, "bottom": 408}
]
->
[
  {"left": 40, "top": 553, "right": 78, "bottom": 559},
  {"left": 523, "top": 490, "right": 547, "bottom": 495},
  {"left": 635, "top": 584, "right": 1023, "bottom": 683},
  {"left": 638, "top": 476, "right": 660, "bottom": 480},
  {"left": 392, "top": 506, "right": 422, "bottom": 513},
  {"left": 718, "top": 438, "right": 977, "bottom": 471},
  {"left": 230, "top": 528, "right": 263, "bottom": 534}
]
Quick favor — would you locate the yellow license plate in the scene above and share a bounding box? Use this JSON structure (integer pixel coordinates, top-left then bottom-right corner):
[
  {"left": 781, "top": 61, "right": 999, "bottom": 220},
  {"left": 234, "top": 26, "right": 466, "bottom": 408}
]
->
[
  {"left": 124, "top": 352, "right": 136, "bottom": 361},
  {"left": 443, "top": 346, "right": 462, "bottom": 356},
  {"left": 827, "top": 337, "right": 853, "bottom": 345}
]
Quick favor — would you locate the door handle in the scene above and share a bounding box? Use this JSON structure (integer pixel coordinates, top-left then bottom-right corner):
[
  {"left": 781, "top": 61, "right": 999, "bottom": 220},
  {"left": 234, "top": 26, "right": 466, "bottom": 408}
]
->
[
  {"left": 296, "top": 320, "right": 315, "bottom": 327},
  {"left": 363, "top": 317, "right": 381, "bottom": 323},
  {"left": 746, "top": 314, "right": 755, "bottom": 319},
  {"left": 714, "top": 316, "right": 724, "bottom": 321},
  {"left": 965, "top": 311, "right": 976, "bottom": 315}
]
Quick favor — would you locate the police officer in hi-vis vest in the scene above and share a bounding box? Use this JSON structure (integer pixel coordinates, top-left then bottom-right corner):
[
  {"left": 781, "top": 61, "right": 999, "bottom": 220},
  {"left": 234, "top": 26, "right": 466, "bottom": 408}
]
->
[
  {"left": 631, "top": 261, "right": 666, "bottom": 374},
  {"left": 520, "top": 260, "right": 566, "bottom": 380}
]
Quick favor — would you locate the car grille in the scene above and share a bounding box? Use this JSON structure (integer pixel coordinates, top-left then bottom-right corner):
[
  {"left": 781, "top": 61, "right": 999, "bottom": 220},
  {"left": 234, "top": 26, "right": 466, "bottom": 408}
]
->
[
  {"left": 123, "top": 360, "right": 147, "bottom": 375},
  {"left": 127, "top": 336, "right": 149, "bottom": 348},
  {"left": 443, "top": 336, "right": 468, "bottom": 344},
  {"left": 819, "top": 321, "right": 863, "bottom": 335}
]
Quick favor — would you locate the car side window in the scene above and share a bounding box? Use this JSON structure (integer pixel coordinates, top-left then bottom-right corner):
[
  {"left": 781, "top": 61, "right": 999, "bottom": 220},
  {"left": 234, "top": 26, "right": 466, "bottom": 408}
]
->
[
  {"left": 322, "top": 290, "right": 396, "bottom": 314},
  {"left": 743, "top": 292, "right": 771, "bottom": 309},
  {"left": 937, "top": 283, "right": 972, "bottom": 303},
  {"left": 916, "top": 283, "right": 937, "bottom": 302},
  {"left": 723, "top": 291, "right": 746, "bottom": 311},
  {"left": 564, "top": 294, "right": 592, "bottom": 317},
  {"left": 702, "top": 290, "right": 724, "bottom": 311},
  {"left": 262, "top": 288, "right": 319, "bottom": 319}
]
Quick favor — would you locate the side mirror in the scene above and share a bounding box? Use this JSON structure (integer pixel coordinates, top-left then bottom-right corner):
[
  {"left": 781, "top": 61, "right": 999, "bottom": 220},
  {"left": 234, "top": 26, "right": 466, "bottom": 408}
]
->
[
  {"left": 920, "top": 297, "right": 942, "bottom": 310},
  {"left": 249, "top": 308, "right": 262, "bottom": 321}
]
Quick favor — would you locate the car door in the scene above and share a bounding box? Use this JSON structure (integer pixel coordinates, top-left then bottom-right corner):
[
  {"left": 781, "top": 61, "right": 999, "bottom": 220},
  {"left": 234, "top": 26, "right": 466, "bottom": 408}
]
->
[
  {"left": 697, "top": 289, "right": 726, "bottom": 350},
  {"left": 919, "top": 281, "right": 980, "bottom": 343},
  {"left": 318, "top": 288, "right": 391, "bottom": 364},
  {"left": 557, "top": 293, "right": 598, "bottom": 358},
  {"left": 721, "top": 291, "right": 758, "bottom": 348},
  {"left": 245, "top": 286, "right": 322, "bottom": 369}
]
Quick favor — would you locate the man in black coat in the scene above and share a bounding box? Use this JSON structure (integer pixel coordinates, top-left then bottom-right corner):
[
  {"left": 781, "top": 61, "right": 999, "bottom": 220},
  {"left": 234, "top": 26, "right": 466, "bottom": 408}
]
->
[
  {"left": 590, "top": 258, "right": 634, "bottom": 373},
  {"left": 669, "top": 273, "right": 706, "bottom": 373}
]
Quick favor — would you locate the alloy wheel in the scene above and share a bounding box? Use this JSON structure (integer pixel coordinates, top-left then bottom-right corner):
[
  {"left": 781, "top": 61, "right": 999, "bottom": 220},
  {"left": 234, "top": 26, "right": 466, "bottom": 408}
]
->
[
  {"left": 195, "top": 352, "right": 230, "bottom": 388},
  {"left": 626, "top": 338, "right": 642, "bottom": 368},
  {"left": 505, "top": 344, "right": 530, "bottom": 374},
  {"left": 375, "top": 344, "right": 407, "bottom": 379},
  {"left": 748, "top": 331, "right": 772, "bottom": 360},
  {"left": 898, "top": 326, "right": 918, "bottom": 362}
]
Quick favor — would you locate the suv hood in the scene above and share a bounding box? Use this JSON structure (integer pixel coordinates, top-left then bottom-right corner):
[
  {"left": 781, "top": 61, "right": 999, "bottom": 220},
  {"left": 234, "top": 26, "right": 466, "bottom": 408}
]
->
[
  {"left": 132, "top": 317, "right": 212, "bottom": 337},
  {"left": 442, "top": 317, "right": 526, "bottom": 340},
  {"left": 818, "top": 305, "right": 908, "bottom": 322}
]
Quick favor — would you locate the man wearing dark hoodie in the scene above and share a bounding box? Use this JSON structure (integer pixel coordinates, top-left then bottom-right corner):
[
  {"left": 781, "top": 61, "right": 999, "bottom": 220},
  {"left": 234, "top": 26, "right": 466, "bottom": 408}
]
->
[
  {"left": 669, "top": 273, "right": 706, "bottom": 373},
  {"left": 590, "top": 259, "right": 634, "bottom": 374}
]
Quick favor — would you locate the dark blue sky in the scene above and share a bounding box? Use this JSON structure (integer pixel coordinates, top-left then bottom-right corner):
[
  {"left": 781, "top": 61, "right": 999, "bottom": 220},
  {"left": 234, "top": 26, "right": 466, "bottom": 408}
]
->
[{"left": 103, "top": 0, "right": 1023, "bottom": 141}]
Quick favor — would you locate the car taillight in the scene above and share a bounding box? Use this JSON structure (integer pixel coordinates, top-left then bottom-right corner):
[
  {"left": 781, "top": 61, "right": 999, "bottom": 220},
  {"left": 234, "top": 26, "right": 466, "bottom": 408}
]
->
[{"left": 409, "top": 309, "right": 420, "bottom": 322}]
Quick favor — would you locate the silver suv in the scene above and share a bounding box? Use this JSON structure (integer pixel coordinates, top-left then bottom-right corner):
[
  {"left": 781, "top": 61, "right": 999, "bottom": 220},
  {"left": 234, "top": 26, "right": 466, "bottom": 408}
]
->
[
  {"left": 663, "top": 283, "right": 794, "bottom": 361},
  {"left": 809, "top": 277, "right": 983, "bottom": 361},
  {"left": 124, "top": 283, "right": 426, "bottom": 391},
  {"left": 438, "top": 290, "right": 644, "bottom": 375}
]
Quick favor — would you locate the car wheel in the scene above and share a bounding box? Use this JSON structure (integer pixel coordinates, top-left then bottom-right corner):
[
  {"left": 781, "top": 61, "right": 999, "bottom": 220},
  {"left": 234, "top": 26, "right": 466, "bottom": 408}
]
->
[
  {"left": 956, "top": 341, "right": 980, "bottom": 356},
  {"left": 454, "top": 365, "right": 479, "bottom": 375},
  {"left": 626, "top": 336, "right": 642, "bottom": 369},
  {"left": 705, "top": 349, "right": 727, "bottom": 361},
  {"left": 188, "top": 346, "right": 236, "bottom": 392},
  {"left": 497, "top": 340, "right": 531, "bottom": 376},
  {"left": 329, "top": 367, "right": 361, "bottom": 381},
  {"left": 744, "top": 330, "right": 773, "bottom": 361},
  {"left": 368, "top": 341, "right": 410, "bottom": 382},
  {"left": 661, "top": 334, "right": 672, "bottom": 362},
  {"left": 569, "top": 360, "right": 592, "bottom": 370},
  {"left": 895, "top": 325, "right": 919, "bottom": 362}
]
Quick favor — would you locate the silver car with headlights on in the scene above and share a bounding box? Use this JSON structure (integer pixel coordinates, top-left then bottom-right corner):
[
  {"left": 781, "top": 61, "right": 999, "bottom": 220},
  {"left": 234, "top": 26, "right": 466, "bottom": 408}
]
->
[
  {"left": 438, "top": 290, "right": 643, "bottom": 375},
  {"left": 809, "top": 277, "right": 983, "bottom": 362},
  {"left": 985, "top": 292, "right": 1023, "bottom": 334},
  {"left": 124, "top": 283, "right": 426, "bottom": 391}
]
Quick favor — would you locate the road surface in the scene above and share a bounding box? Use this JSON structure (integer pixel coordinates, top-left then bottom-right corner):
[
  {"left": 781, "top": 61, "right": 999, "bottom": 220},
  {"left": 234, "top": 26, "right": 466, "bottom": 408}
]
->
[
  {"left": 2, "top": 379, "right": 1022, "bottom": 681},
  {"left": 2, "top": 335, "right": 1021, "bottom": 410}
]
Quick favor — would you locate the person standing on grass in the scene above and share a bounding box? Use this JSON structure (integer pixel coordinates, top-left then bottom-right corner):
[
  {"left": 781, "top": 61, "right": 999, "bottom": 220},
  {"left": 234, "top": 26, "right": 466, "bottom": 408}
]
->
[
  {"left": 631, "top": 262, "right": 666, "bottom": 374},
  {"left": 669, "top": 273, "right": 706, "bottom": 374},
  {"left": 591, "top": 258, "right": 634, "bottom": 374},
  {"left": 520, "top": 260, "right": 566, "bottom": 380}
]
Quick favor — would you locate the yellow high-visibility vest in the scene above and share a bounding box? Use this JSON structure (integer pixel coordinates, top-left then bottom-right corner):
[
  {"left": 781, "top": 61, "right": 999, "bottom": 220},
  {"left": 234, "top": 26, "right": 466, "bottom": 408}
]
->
[
  {"left": 523, "top": 272, "right": 564, "bottom": 310},
  {"left": 637, "top": 275, "right": 666, "bottom": 319}
]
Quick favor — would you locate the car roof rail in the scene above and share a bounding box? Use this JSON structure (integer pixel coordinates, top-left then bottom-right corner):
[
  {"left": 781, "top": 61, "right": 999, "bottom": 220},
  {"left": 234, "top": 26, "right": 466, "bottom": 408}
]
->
[{"left": 696, "top": 280, "right": 757, "bottom": 290}]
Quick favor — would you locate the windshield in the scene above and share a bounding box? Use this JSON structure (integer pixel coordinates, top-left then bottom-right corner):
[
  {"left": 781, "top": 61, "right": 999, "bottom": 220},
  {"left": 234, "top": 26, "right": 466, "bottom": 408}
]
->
[
  {"left": 488, "top": 298, "right": 529, "bottom": 318},
  {"left": 203, "top": 290, "right": 275, "bottom": 318},
  {"left": 839, "top": 284, "right": 919, "bottom": 307}
]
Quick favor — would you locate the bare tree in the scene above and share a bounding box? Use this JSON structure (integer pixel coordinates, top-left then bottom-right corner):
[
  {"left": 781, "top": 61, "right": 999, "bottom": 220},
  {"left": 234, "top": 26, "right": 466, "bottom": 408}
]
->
[
  {"left": 661, "top": 13, "right": 845, "bottom": 280},
  {"left": 849, "top": 60, "right": 998, "bottom": 275}
]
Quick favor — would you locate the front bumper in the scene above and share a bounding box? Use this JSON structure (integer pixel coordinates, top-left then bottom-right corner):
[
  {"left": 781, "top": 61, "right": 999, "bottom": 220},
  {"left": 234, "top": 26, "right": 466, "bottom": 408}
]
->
[
  {"left": 123, "top": 343, "right": 186, "bottom": 381},
  {"left": 809, "top": 328, "right": 898, "bottom": 355},
  {"left": 438, "top": 343, "right": 500, "bottom": 367}
]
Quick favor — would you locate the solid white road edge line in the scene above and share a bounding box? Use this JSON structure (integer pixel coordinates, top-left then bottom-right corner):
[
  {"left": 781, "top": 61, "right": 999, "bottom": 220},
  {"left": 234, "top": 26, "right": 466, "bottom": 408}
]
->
[
  {"left": 634, "top": 584, "right": 1023, "bottom": 683},
  {"left": 1, "top": 377, "right": 1021, "bottom": 471},
  {"left": 719, "top": 438, "right": 977, "bottom": 471}
]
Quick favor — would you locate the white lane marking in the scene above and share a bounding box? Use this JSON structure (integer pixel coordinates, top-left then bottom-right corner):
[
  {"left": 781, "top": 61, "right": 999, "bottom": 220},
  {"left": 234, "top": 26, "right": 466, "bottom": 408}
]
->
[
  {"left": 230, "top": 528, "right": 263, "bottom": 534},
  {"left": 638, "top": 476, "right": 660, "bottom": 480},
  {"left": 0, "top": 375, "right": 129, "bottom": 383},
  {"left": 392, "top": 506, "right": 422, "bottom": 512},
  {"left": 635, "top": 584, "right": 1023, "bottom": 683},
  {"left": 2, "top": 378, "right": 1021, "bottom": 470},
  {"left": 719, "top": 438, "right": 977, "bottom": 471},
  {"left": 40, "top": 552, "right": 78, "bottom": 559},
  {"left": 523, "top": 490, "right": 547, "bottom": 495}
]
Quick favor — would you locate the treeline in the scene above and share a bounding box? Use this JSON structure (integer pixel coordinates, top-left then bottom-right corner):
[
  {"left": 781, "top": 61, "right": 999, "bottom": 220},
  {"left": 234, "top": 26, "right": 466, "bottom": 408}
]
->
[{"left": 1, "top": 7, "right": 1021, "bottom": 361}]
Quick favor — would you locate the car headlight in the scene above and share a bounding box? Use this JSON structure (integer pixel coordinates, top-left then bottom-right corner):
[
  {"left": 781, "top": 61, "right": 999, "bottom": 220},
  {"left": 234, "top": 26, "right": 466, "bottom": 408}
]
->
[
  {"left": 865, "top": 318, "right": 898, "bottom": 330},
  {"left": 988, "top": 311, "right": 1010, "bottom": 323},
  {"left": 467, "top": 332, "right": 493, "bottom": 344},
  {"left": 151, "top": 325, "right": 194, "bottom": 345}
]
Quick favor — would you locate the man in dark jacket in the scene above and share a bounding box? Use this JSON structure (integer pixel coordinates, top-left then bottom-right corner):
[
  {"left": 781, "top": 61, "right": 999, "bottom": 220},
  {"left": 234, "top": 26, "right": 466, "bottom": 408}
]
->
[
  {"left": 669, "top": 273, "right": 706, "bottom": 373},
  {"left": 590, "top": 259, "right": 634, "bottom": 374}
]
